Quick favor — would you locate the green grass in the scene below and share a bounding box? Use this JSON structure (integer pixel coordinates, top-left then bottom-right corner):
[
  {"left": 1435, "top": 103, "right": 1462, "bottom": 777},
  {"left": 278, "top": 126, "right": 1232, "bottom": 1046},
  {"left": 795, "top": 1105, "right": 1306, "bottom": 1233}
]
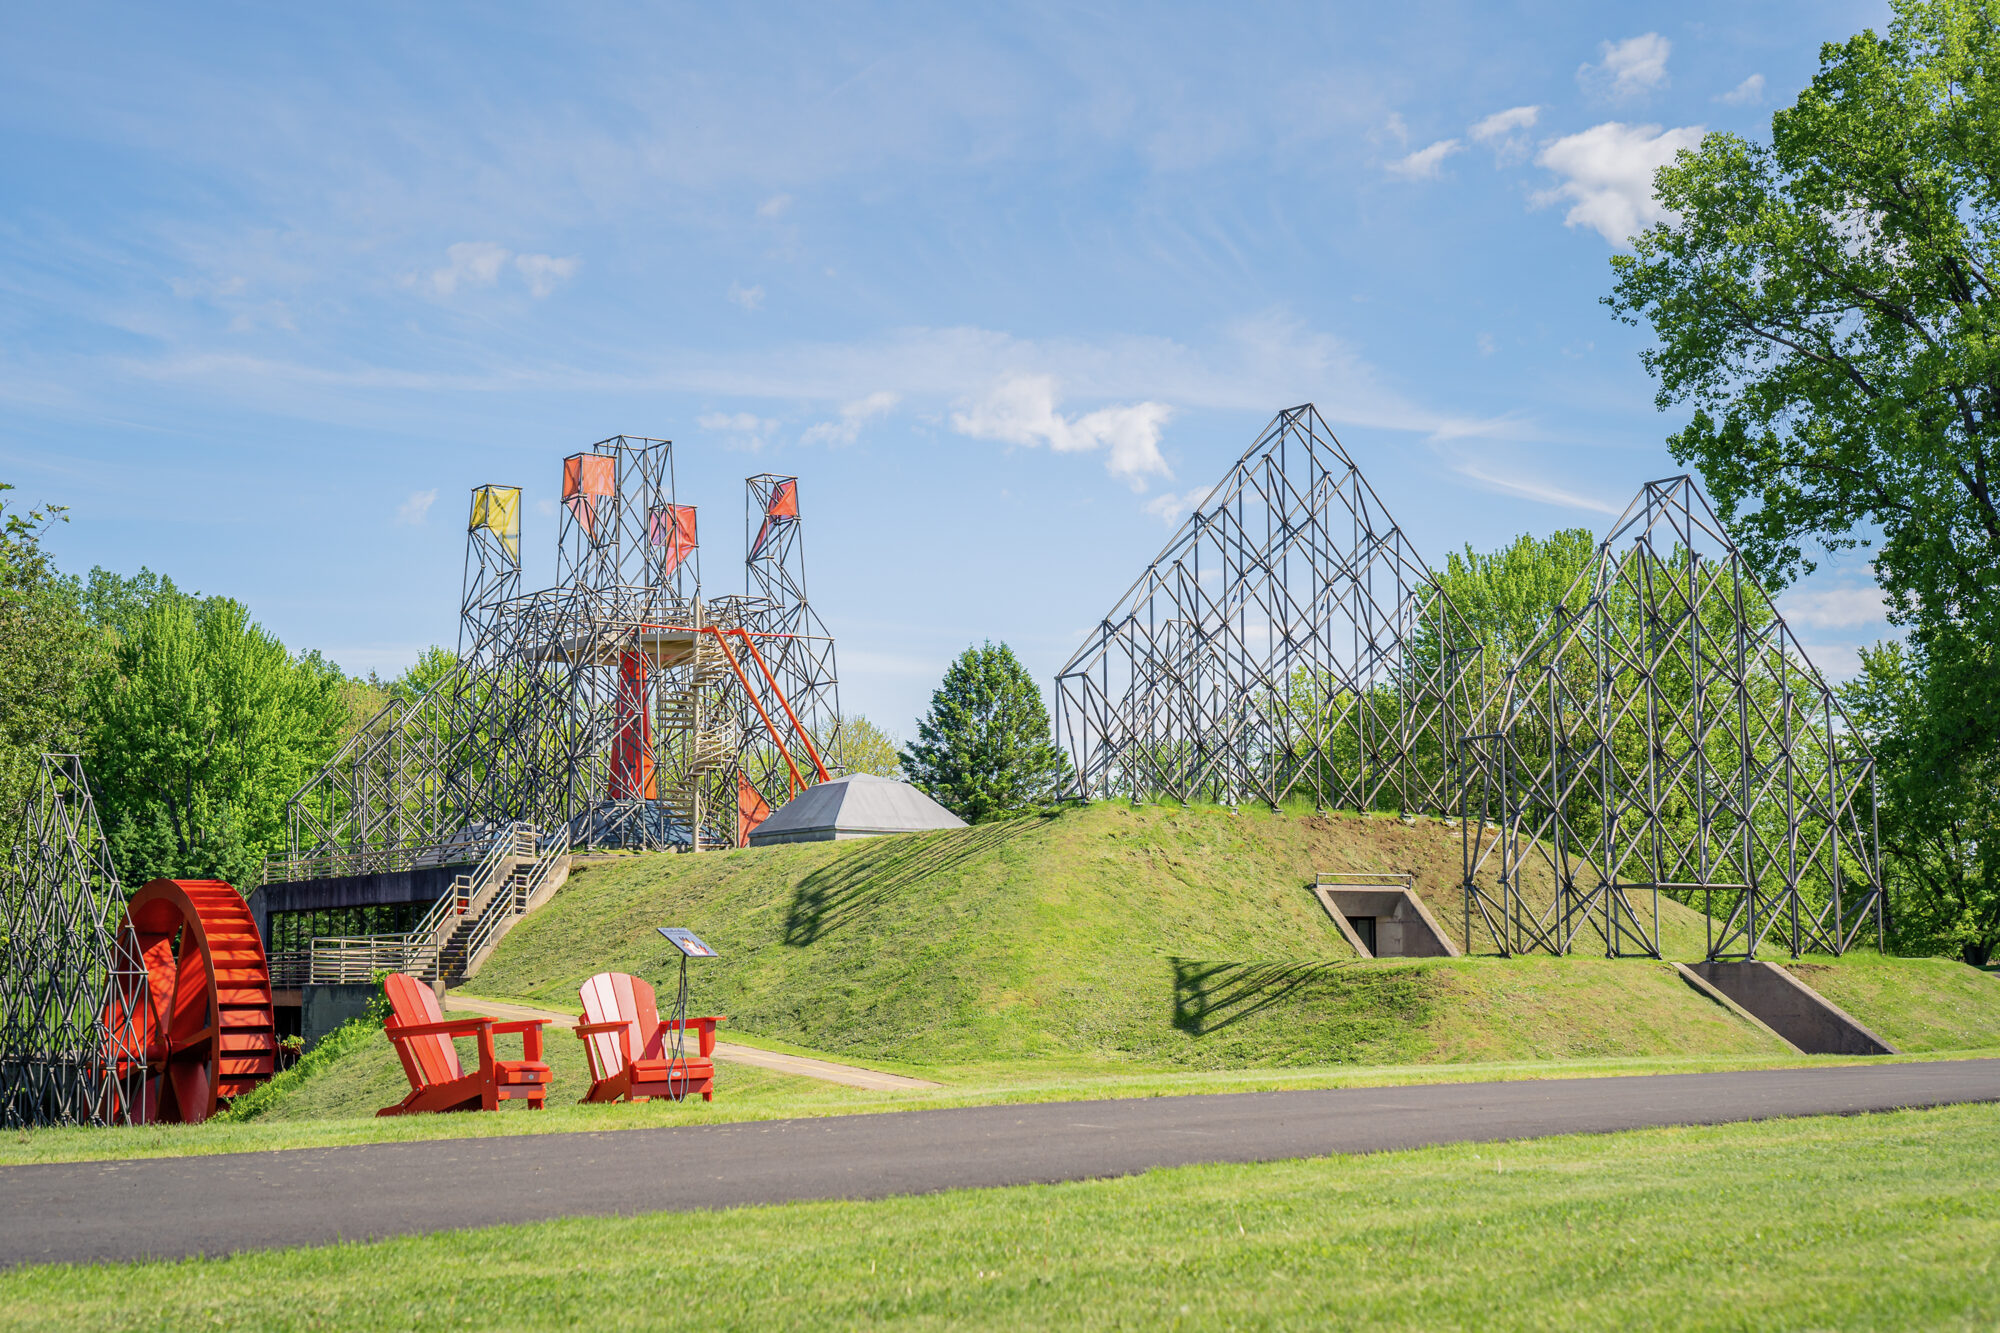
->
[
  {"left": 1786, "top": 954, "right": 2000, "bottom": 1052},
  {"left": 466, "top": 803, "right": 1761, "bottom": 1071},
  {"left": 6, "top": 1101, "right": 1997, "bottom": 1329}
]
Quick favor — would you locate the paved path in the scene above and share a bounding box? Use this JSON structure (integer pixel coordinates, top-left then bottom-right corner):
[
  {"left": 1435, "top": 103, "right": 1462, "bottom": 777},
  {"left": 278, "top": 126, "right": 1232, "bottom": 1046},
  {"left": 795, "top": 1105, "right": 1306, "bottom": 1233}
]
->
[
  {"left": 6, "top": 1060, "right": 1996, "bottom": 1268},
  {"left": 450, "top": 996, "right": 940, "bottom": 1091}
]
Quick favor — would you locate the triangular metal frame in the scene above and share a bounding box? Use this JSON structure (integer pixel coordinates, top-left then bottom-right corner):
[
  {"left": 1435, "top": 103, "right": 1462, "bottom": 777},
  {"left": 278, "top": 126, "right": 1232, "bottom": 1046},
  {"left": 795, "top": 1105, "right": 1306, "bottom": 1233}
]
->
[
  {"left": 1458, "top": 476, "right": 1883, "bottom": 960},
  {"left": 1055, "top": 404, "right": 1486, "bottom": 813}
]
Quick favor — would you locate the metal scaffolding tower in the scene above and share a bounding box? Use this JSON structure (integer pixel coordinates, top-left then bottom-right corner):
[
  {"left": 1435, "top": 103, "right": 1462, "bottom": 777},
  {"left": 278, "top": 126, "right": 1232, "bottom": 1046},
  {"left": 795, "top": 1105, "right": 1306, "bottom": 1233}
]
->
[
  {"left": 739, "top": 474, "right": 841, "bottom": 830},
  {"left": 0, "top": 755, "right": 147, "bottom": 1127},
  {"left": 281, "top": 437, "right": 836, "bottom": 873},
  {"left": 1054, "top": 404, "right": 1486, "bottom": 813},
  {"left": 1458, "top": 477, "right": 1883, "bottom": 960}
]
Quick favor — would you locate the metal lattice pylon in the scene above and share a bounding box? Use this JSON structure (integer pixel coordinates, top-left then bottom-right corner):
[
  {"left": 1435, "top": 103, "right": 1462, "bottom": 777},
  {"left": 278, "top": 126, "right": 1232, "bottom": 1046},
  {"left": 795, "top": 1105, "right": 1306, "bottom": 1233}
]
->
[
  {"left": 0, "top": 755, "right": 147, "bottom": 1127},
  {"left": 1458, "top": 476, "right": 1883, "bottom": 960},
  {"left": 740, "top": 474, "right": 840, "bottom": 817},
  {"left": 1055, "top": 404, "right": 1485, "bottom": 812}
]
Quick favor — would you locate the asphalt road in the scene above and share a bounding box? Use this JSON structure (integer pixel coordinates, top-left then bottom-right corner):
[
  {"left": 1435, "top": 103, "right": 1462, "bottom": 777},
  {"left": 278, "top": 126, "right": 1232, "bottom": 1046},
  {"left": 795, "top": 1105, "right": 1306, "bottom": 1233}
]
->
[{"left": 6, "top": 1059, "right": 1997, "bottom": 1268}]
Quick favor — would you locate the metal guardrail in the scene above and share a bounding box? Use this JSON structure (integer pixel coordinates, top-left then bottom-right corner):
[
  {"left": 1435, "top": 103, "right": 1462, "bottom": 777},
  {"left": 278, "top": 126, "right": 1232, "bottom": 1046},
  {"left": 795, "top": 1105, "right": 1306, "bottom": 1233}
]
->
[
  {"left": 457, "top": 827, "right": 571, "bottom": 977},
  {"left": 262, "top": 837, "right": 480, "bottom": 886},
  {"left": 283, "top": 822, "right": 540, "bottom": 985}
]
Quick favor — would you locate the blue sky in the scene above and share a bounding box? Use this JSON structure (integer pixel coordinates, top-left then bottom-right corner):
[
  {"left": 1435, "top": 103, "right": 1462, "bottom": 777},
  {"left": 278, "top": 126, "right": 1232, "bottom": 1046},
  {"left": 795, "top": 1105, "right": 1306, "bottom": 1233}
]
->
[{"left": 3, "top": 2, "right": 1895, "bottom": 737}]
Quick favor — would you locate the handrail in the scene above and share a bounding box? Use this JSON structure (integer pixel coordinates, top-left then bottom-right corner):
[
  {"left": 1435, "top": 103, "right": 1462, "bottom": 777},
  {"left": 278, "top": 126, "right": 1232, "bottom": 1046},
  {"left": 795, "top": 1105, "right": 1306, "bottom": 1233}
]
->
[{"left": 457, "top": 827, "right": 570, "bottom": 976}]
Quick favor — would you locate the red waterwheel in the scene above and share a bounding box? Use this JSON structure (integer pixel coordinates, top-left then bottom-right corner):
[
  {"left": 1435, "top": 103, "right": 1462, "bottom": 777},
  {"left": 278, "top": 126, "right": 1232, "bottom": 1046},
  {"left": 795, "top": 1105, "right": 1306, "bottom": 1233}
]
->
[{"left": 121, "top": 879, "right": 277, "bottom": 1124}]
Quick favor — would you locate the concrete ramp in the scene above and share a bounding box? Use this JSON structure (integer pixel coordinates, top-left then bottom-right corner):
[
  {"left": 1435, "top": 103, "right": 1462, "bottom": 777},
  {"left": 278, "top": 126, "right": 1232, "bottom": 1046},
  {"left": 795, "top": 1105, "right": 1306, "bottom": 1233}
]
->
[{"left": 1691, "top": 960, "right": 1898, "bottom": 1055}]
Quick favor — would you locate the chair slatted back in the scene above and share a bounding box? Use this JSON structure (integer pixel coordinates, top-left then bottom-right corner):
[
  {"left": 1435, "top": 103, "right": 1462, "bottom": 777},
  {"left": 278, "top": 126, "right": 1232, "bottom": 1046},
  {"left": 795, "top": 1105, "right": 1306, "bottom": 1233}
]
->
[
  {"left": 385, "top": 972, "right": 462, "bottom": 1086},
  {"left": 579, "top": 972, "right": 659, "bottom": 1073}
]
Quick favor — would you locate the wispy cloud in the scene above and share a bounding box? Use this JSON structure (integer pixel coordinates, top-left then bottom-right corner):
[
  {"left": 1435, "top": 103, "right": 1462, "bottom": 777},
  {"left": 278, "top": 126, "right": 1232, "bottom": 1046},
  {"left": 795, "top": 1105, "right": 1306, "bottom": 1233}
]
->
[
  {"left": 1468, "top": 105, "right": 1540, "bottom": 164},
  {"left": 757, "top": 193, "right": 794, "bottom": 218},
  {"left": 697, "top": 410, "right": 779, "bottom": 450},
  {"left": 396, "top": 488, "right": 438, "bottom": 524},
  {"left": 515, "top": 253, "right": 579, "bottom": 297},
  {"left": 728, "top": 282, "right": 766, "bottom": 311},
  {"left": 1579, "top": 33, "right": 1671, "bottom": 99},
  {"left": 1780, "top": 585, "right": 1887, "bottom": 629},
  {"left": 428, "top": 242, "right": 510, "bottom": 297},
  {"left": 1533, "top": 122, "right": 1704, "bottom": 246},
  {"left": 426, "top": 243, "right": 577, "bottom": 298},
  {"left": 952, "top": 374, "right": 1174, "bottom": 489},
  {"left": 1142, "top": 487, "right": 1213, "bottom": 524},
  {"left": 1716, "top": 74, "right": 1765, "bottom": 106},
  {"left": 801, "top": 390, "right": 899, "bottom": 446},
  {"left": 1450, "top": 460, "right": 1619, "bottom": 515},
  {"left": 1385, "top": 139, "right": 1461, "bottom": 181}
]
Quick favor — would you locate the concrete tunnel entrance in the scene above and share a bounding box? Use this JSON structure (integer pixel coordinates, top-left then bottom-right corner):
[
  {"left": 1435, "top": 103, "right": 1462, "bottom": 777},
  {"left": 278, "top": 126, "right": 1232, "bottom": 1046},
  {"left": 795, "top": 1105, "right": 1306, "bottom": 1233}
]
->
[{"left": 1311, "top": 872, "right": 1459, "bottom": 959}]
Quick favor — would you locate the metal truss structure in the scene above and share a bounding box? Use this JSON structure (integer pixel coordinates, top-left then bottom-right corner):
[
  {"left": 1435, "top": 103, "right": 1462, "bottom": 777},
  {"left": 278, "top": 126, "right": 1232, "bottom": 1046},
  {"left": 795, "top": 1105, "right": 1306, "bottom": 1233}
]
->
[
  {"left": 282, "top": 438, "right": 836, "bottom": 872},
  {"left": 1458, "top": 477, "right": 1883, "bottom": 960},
  {"left": 0, "top": 755, "right": 147, "bottom": 1127},
  {"left": 1054, "top": 404, "right": 1486, "bottom": 814},
  {"left": 738, "top": 474, "right": 840, "bottom": 828}
]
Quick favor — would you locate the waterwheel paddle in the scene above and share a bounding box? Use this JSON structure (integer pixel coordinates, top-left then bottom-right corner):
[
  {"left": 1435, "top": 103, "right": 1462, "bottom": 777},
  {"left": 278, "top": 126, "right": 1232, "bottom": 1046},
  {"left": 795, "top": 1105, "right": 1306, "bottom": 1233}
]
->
[{"left": 122, "top": 879, "right": 277, "bottom": 1124}]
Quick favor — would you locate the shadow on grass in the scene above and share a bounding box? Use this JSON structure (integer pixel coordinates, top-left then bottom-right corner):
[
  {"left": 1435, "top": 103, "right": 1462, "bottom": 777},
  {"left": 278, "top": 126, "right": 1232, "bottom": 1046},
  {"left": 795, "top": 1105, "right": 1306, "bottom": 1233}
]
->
[
  {"left": 1172, "top": 957, "right": 1366, "bottom": 1036},
  {"left": 783, "top": 820, "right": 1039, "bottom": 946}
]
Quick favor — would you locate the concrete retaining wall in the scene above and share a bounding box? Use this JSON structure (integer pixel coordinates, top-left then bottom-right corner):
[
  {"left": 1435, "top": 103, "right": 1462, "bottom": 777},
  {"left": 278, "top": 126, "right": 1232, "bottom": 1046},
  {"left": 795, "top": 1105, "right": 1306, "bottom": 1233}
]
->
[{"left": 1690, "top": 960, "right": 1897, "bottom": 1055}]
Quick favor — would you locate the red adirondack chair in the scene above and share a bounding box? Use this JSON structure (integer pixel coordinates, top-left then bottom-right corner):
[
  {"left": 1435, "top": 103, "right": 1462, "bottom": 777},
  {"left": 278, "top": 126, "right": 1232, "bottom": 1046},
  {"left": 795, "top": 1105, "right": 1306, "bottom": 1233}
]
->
[
  {"left": 377, "top": 972, "right": 552, "bottom": 1116},
  {"left": 574, "top": 971, "right": 723, "bottom": 1103}
]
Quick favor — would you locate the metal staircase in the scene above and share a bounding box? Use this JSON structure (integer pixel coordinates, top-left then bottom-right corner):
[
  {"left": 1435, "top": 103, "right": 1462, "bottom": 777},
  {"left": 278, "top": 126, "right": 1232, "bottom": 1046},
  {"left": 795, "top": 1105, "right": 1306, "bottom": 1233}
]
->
[
  {"left": 302, "top": 823, "right": 570, "bottom": 984},
  {"left": 660, "top": 637, "right": 740, "bottom": 851}
]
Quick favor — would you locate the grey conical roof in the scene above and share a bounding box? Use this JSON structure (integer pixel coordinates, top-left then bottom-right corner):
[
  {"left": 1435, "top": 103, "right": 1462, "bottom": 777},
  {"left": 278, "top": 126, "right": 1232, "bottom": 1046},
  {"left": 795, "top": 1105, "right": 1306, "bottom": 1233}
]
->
[{"left": 748, "top": 774, "right": 967, "bottom": 845}]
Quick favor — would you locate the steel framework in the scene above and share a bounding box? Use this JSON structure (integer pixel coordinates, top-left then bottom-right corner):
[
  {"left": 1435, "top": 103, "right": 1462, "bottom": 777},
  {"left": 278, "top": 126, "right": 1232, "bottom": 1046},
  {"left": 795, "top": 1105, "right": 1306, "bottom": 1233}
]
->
[
  {"left": 1458, "top": 477, "right": 1883, "bottom": 960},
  {"left": 282, "top": 437, "right": 838, "bottom": 870},
  {"left": 739, "top": 474, "right": 841, "bottom": 822},
  {"left": 0, "top": 755, "right": 147, "bottom": 1127},
  {"left": 1054, "top": 404, "right": 1485, "bottom": 813}
]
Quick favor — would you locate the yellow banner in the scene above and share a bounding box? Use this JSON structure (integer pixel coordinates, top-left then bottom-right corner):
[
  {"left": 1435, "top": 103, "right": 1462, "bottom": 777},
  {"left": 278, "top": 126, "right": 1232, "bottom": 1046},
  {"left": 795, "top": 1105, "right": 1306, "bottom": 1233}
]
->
[{"left": 468, "top": 485, "right": 521, "bottom": 562}]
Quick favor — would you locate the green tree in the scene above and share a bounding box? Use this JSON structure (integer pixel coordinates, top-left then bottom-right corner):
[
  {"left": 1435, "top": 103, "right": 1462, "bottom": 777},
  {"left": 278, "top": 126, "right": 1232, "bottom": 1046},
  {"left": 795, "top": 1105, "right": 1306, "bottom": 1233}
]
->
[
  {"left": 901, "top": 642, "right": 1067, "bottom": 822},
  {"left": 1606, "top": 0, "right": 2000, "bottom": 738},
  {"left": 0, "top": 487, "right": 103, "bottom": 836},
  {"left": 85, "top": 590, "right": 350, "bottom": 889},
  {"left": 1842, "top": 640, "right": 2000, "bottom": 964},
  {"left": 837, "top": 714, "right": 904, "bottom": 778}
]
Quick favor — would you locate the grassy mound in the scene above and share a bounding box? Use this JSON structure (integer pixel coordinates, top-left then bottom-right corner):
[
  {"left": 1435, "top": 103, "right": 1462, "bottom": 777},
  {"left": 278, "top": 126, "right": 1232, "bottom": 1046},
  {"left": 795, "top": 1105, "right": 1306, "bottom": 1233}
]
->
[
  {"left": 1785, "top": 956, "right": 2000, "bottom": 1052},
  {"left": 467, "top": 804, "right": 1784, "bottom": 1072}
]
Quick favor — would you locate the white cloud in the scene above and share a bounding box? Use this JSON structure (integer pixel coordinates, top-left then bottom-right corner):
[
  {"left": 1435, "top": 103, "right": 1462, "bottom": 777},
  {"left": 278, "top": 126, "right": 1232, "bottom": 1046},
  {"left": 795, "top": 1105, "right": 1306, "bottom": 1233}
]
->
[
  {"left": 697, "top": 411, "right": 780, "bottom": 450},
  {"left": 1450, "top": 461, "right": 1619, "bottom": 515},
  {"left": 1468, "top": 105, "right": 1541, "bottom": 164},
  {"left": 396, "top": 488, "right": 438, "bottom": 524},
  {"left": 1533, "top": 122, "right": 1705, "bottom": 245},
  {"left": 1142, "top": 488, "right": 1213, "bottom": 525},
  {"left": 728, "top": 282, "right": 766, "bottom": 311},
  {"left": 1579, "top": 34, "right": 1671, "bottom": 99},
  {"left": 800, "top": 390, "right": 900, "bottom": 446},
  {"left": 1385, "top": 139, "right": 1461, "bottom": 181},
  {"left": 428, "top": 242, "right": 511, "bottom": 296},
  {"left": 1380, "top": 112, "right": 1409, "bottom": 147},
  {"left": 1470, "top": 105, "right": 1540, "bottom": 142},
  {"left": 757, "top": 193, "right": 794, "bottom": 218},
  {"left": 514, "top": 253, "right": 579, "bottom": 298},
  {"left": 1476, "top": 332, "right": 1496, "bottom": 357},
  {"left": 951, "top": 374, "right": 1174, "bottom": 489},
  {"left": 1780, "top": 586, "right": 1887, "bottom": 629},
  {"left": 1717, "top": 74, "right": 1766, "bottom": 106}
]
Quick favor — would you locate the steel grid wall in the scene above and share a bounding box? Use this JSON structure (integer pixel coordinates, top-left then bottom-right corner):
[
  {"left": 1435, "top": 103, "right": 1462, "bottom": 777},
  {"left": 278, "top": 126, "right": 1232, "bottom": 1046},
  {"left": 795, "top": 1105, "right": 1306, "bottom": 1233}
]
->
[
  {"left": 0, "top": 756, "right": 147, "bottom": 1127},
  {"left": 1054, "top": 404, "right": 1485, "bottom": 814},
  {"left": 1458, "top": 476, "right": 1883, "bottom": 960}
]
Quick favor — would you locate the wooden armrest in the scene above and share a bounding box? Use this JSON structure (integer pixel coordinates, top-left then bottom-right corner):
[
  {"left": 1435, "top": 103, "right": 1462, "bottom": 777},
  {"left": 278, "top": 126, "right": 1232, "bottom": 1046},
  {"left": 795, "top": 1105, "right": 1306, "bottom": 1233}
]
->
[
  {"left": 389, "top": 1017, "right": 493, "bottom": 1039},
  {"left": 574, "top": 1020, "right": 631, "bottom": 1037},
  {"left": 661, "top": 1016, "right": 726, "bottom": 1030},
  {"left": 490, "top": 1019, "right": 550, "bottom": 1034}
]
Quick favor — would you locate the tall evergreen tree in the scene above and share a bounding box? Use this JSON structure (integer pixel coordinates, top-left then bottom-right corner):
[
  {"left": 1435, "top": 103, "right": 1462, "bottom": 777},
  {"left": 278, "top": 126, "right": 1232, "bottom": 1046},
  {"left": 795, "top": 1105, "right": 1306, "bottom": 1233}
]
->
[{"left": 901, "top": 642, "right": 1067, "bottom": 822}]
